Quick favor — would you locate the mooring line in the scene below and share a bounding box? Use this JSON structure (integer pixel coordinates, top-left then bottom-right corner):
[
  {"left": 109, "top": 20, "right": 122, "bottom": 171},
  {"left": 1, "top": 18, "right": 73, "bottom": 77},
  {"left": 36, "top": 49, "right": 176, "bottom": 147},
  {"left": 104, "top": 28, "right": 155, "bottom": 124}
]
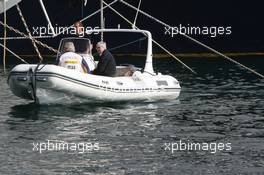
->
[
  {"left": 103, "top": 0, "right": 196, "bottom": 74},
  {"left": 120, "top": 0, "right": 264, "bottom": 78}
]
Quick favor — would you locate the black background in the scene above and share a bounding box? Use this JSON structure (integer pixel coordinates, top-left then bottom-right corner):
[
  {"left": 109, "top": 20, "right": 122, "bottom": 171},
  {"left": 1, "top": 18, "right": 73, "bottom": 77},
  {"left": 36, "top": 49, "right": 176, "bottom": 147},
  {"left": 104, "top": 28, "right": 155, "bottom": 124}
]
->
[{"left": 0, "top": 0, "right": 264, "bottom": 55}]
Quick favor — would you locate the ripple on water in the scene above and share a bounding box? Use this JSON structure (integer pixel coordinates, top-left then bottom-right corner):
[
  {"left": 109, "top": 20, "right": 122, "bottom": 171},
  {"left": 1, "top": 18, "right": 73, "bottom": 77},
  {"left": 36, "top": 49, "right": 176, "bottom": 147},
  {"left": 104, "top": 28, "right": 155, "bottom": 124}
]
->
[{"left": 0, "top": 58, "right": 264, "bottom": 175}]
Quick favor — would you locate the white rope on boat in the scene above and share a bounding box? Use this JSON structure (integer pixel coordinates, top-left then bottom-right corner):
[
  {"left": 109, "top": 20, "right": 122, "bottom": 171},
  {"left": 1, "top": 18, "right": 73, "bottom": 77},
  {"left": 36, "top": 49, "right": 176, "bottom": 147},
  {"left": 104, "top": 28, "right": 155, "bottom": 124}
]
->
[
  {"left": 53, "top": 0, "right": 119, "bottom": 38},
  {"left": 3, "top": 0, "right": 7, "bottom": 73},
  {"left": 0, "top": 43, "right": 29, "bottom": 64},
  {"left": 103, "top": 1, "right": 196, "bottom": 74},
  {"left": 0, "top": 0, "right": 119, "bottom": 40},
  {"left": 84, "top": 0, "right": 88, "bottom": 6},
  {"left": 0, "top": 21, "right": 58, "bottom": 53},
  {"left": 0, "top": 0, "right": 119, "bottom": 61},
  {"left": 0, "top": 36, "right": 55, "bottom": 40},
  {"left": 16, "top": 4, "right": 43, "bottom": 62},
  {"left": 133, "top": 0, "right": 142, "bottom": 29},
  {"left": 0, "top": 0, "right": 118, "bottom": 51},
  {"left": 100, "top": 0, "right": 104, "bottom": 41},
  {"left": 39, "top": 0, "right": 55, "bottom": 36},
  {"left": 120, "top": 0, "right": 264, "bottom": 79},
  {"left": 109, "top": 37, "right": 146, "bottom": 52}
]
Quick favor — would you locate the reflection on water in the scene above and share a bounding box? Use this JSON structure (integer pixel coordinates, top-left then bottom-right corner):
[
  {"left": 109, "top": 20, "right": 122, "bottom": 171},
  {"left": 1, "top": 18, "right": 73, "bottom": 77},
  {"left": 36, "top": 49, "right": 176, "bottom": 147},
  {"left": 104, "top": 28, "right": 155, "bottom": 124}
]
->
[
  {"left": 9, "top": 103, "right": 40, "bottom": 120},
  {"left": 0, "top": 57, "right": 264, "bottom": 175}
]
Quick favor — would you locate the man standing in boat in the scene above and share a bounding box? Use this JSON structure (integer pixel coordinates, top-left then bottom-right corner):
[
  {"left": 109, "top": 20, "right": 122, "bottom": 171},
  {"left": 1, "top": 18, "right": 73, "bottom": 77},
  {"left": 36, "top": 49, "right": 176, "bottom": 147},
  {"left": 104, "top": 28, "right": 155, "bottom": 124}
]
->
[{"left": 92, "top": 41, "right": 116, "bottom": 77}]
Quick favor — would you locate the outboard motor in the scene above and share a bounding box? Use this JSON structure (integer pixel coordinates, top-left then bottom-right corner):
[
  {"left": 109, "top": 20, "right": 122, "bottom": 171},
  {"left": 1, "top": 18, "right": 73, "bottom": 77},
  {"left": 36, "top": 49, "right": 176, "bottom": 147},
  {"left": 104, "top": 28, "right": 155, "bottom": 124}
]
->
[{"left": 27, "top": 67, "right": 39, "bottom": 103}]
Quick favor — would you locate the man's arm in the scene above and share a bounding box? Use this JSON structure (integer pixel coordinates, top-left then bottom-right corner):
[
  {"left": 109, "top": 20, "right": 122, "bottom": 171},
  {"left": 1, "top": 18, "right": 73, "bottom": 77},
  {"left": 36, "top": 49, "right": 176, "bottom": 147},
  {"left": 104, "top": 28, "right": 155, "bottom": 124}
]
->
[
  {"left": 96, "top": 58, "right": 109, "bottom": 73},
  {"left": 93, "top": 51, "right": 110, "bottom": 74}
]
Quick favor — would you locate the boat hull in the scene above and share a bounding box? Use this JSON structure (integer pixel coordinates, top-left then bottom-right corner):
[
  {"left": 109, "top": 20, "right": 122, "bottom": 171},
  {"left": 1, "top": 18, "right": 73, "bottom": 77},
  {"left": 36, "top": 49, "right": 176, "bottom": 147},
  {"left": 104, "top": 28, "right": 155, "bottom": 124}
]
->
[{"left": 8, "top": 64, "right": 181, "bottom": 104}]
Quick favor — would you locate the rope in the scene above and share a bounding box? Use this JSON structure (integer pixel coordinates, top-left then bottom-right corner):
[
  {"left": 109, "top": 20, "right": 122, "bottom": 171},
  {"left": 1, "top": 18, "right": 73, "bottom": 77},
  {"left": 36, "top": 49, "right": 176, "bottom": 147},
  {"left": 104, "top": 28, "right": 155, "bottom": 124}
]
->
[
  {"left": 0, "top": 36, "right": 55, "bottom": 40},
  {"left": 183, "top": 36, "right": 264, "bottom": 78},
  {"left": 39, "top": 0, "right": 55, "bottom": 36},
  {"left": 53, "top": 0, "right": 119, "bottom": 38},
  {"left": 0, "top": 21, "right": 58, "bottom": 53},
  {"left": 109, "top": 37, "right": 147, "bottom": 52},
  {"left": 103, "top": 1, "right": 196, "bottom": 74},
  {"left": 120, "top": 0, "right": 264, "bottom": 79},
  {"left": 100, "top": 0, "right": 104, "bottom": 41},
  {"left": 92, "top": 37, "right": 147, "bottom": 57},
  {"left": 0, "top": 0, "right": 119, "bottom": 62},
  {"left": 133, "top": 0, "right": 142, "bottom": 29},
  {"left": 0, "top": 43, "right": 29, "bottom": 64},
  {"left": 3, "top": 0, "right": 7, "bottom": 74},
  {"left": 0, "top": 0, "right": 119, "bottom": 39},
  {"left": 16, "top": 5, "right": 43, "bottom": 62},
  {"left": 0, "top": 0, "right": 119, "bottom": 40},
  {"left": 0, "top": 0, "right": 119, "bottom": 56}
]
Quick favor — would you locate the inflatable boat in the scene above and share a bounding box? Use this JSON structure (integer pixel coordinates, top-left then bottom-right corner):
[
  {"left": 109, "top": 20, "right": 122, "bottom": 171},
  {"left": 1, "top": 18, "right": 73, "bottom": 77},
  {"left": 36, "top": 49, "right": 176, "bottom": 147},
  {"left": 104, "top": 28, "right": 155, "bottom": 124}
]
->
[{"left": 8, "top": 29, "right": 181, "bottom": 104}]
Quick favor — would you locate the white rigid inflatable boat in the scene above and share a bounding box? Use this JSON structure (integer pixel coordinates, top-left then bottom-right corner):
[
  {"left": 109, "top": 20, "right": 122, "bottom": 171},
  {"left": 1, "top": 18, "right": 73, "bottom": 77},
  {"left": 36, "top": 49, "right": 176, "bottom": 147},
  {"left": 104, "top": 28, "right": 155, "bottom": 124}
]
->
[{"left": 8, "top": 29, "right": 181, "bottom": 104}]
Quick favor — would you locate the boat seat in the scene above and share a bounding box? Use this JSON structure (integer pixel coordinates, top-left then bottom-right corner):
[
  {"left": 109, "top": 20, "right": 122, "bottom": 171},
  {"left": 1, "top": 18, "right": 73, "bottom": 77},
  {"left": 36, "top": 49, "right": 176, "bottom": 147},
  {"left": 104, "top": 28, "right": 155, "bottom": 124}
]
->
[{"left": 115, "top": 66, "right": 135, "bottom": 77}]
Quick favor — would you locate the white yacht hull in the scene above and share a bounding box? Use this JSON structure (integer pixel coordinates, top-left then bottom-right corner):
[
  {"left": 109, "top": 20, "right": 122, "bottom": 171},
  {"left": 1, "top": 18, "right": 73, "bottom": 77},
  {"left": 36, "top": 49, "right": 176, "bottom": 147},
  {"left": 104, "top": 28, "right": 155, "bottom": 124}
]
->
[{"left": 8, "top": 64, "right": 181, "bottom": 104}]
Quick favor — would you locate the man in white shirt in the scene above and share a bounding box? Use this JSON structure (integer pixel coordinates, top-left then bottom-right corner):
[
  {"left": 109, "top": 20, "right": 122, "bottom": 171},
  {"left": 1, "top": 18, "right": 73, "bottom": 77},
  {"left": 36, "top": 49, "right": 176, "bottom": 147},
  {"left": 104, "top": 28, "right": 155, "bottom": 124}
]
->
[
  {"left": 59, "top": 42, "right": 90, "bottom": 73},
  {"left": 79, "top": 43, "right": 96, "bottom": 72}
]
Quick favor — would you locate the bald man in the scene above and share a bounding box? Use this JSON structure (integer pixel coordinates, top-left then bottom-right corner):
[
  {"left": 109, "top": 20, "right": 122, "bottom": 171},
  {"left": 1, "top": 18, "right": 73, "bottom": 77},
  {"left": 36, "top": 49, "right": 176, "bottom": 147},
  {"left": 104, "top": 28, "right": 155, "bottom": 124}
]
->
[{"left": 92, "top": 41, "right": 116, "bottom": 77}]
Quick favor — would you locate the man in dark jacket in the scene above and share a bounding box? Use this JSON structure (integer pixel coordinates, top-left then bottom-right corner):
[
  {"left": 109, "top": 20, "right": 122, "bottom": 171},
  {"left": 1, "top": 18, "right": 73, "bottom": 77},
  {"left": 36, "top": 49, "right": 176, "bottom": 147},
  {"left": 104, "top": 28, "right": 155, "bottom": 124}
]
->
[{"left": 92, "top": 41, "right": 116, "bottom": 77}]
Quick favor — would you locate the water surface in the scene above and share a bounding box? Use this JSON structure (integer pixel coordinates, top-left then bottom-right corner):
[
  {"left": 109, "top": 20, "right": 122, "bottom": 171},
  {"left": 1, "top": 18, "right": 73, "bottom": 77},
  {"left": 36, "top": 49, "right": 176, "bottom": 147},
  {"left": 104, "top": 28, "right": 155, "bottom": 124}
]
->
[{"left": 0, "top": 56, "right": 263, "bottom": 175}]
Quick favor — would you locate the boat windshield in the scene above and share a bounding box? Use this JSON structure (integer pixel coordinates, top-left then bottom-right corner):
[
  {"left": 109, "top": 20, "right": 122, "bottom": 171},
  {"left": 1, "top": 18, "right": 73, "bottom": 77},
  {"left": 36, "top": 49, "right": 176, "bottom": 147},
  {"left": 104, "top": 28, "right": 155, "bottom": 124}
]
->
[{"left": 58, "top": 38, "right": 91, "bottom": 55}]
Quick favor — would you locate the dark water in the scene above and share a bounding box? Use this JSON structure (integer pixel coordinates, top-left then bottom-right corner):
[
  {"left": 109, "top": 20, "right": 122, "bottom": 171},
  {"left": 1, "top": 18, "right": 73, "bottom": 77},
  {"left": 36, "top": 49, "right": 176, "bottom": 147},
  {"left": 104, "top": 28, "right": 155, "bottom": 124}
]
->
[{"left": 0, "top": 56, "right": 264, "bottom": 175}]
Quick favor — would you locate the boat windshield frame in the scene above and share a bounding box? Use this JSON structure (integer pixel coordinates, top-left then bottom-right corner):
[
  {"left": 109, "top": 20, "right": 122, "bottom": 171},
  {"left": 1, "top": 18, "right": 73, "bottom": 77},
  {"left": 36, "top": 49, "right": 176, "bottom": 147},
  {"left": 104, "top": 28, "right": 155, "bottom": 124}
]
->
[
  {"left": 56, "top": 37, "right": 91, "bottom": 59},
  {"left": 57, "top": 29, "right": 154, "bottom": 74}
]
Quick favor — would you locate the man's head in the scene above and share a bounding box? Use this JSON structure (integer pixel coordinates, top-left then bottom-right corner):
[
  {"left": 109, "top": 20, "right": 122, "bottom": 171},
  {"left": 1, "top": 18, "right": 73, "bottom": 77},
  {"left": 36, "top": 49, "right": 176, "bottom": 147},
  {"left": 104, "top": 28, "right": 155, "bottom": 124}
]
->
[
  {"left": 74, "top": 21, "right": 84, "bottom": 37},
  {"left": 63, "top": 42, "right": 75, "bottom": 52},
  {"left": 96, "top": 41, "right": 107, "bottom": 56}
]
